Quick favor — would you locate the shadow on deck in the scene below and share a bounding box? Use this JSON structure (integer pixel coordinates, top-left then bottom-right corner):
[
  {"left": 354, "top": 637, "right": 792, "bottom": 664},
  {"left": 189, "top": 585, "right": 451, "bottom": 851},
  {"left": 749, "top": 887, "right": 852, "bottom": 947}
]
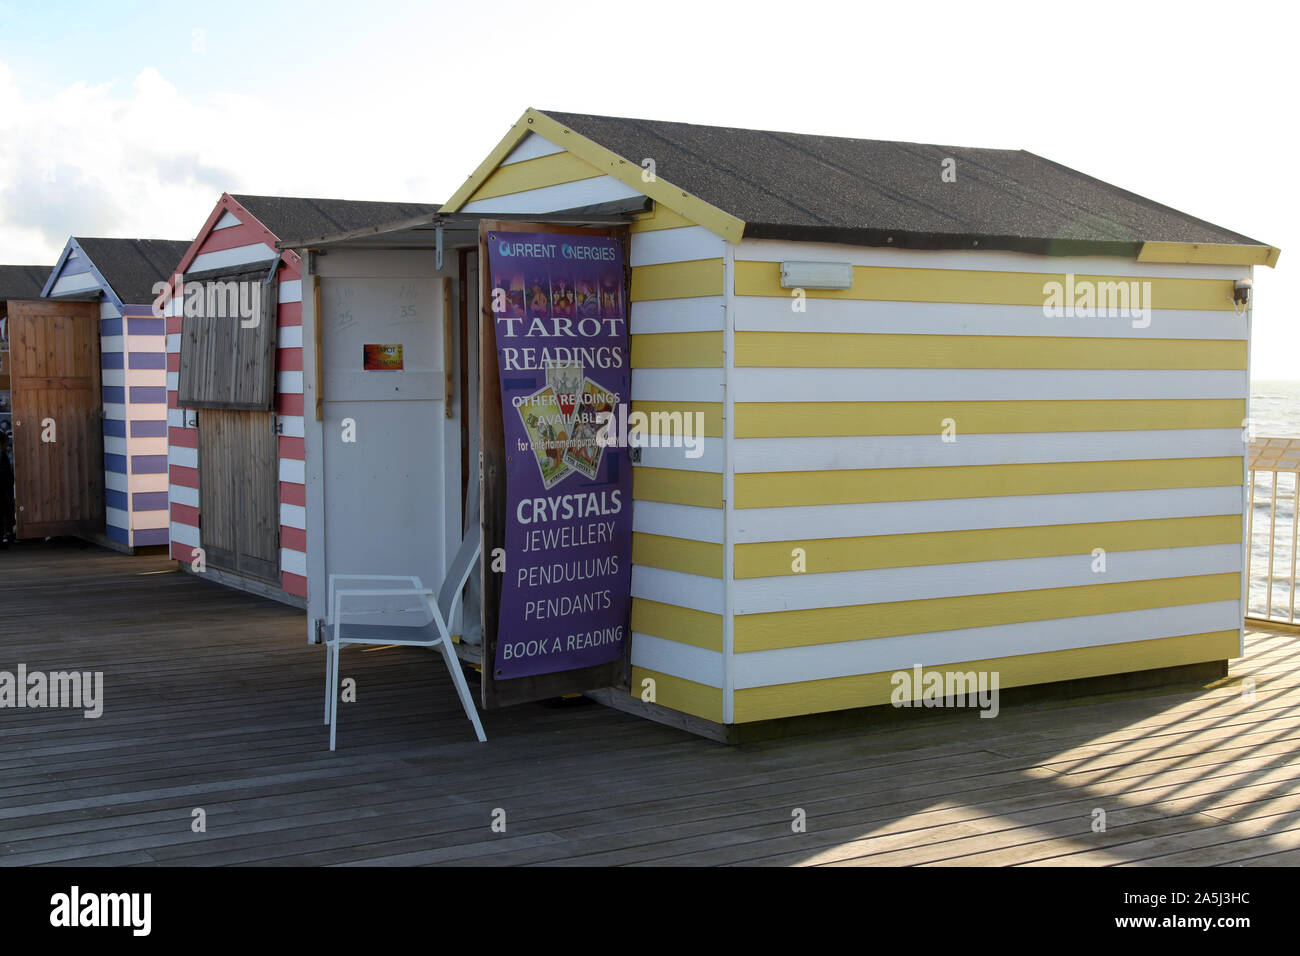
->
[{"left": 1, "top": 539, "right": 1298, "bottom": 866}]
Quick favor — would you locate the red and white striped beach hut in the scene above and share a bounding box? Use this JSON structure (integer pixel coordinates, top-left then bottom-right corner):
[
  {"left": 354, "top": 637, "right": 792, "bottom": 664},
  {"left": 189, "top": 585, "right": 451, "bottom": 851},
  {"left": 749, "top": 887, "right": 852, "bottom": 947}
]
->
[{"left": 164, "top": 194, "right": 435, "bottom": 605}]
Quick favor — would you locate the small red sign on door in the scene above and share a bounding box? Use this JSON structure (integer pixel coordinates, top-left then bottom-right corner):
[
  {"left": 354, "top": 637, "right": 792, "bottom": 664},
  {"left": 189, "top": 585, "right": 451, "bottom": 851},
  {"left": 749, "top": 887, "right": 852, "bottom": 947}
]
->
[{"left": 363, "top": 344, "right": 403, "bottom": 370}]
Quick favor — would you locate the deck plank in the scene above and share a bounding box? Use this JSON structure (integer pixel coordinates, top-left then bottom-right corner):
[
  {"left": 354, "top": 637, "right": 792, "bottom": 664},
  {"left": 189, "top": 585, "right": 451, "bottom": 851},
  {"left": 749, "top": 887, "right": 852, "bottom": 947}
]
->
[{"left": 1, "top": 539, "right": 1297, "bottom": 866}]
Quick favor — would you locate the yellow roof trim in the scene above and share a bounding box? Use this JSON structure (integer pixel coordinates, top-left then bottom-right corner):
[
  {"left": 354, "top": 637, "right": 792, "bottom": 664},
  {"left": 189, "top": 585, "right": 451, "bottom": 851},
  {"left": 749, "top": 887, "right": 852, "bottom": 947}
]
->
[
  {"left": 1138, "top": 241, "right": 1281, "bottom": 269},
  {"left": 630, "top": 203, "right": 699, "bottom": 233},
  {"left": 444, "top": 108, "right": 746, "bottom": 244},
  {"left": 443, "top": 112, "right": 538, "bottom": 213}
]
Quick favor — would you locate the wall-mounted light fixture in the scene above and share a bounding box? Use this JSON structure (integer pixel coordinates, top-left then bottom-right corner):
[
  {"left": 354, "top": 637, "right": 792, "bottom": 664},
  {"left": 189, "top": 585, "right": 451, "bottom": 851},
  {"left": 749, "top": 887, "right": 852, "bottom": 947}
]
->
[
  {"left": 1233, "top": 278, "right": 1252, "bottom": 306},
  {"left": 779, "top": 261, "right": 854, "bottom": 290}
]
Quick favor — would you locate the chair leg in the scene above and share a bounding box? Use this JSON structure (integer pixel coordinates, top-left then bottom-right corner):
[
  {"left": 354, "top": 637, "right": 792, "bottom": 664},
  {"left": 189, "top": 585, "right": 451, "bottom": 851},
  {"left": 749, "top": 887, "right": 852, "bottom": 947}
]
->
[
  {"left": 439, "top": 638, "right": 486, "bottom": 742},
  {"left": 329, "top": 639, "right": 341, "bottom": 751},
  {"left": 323, "top": 638, "right": 333, "bottom": 725}
]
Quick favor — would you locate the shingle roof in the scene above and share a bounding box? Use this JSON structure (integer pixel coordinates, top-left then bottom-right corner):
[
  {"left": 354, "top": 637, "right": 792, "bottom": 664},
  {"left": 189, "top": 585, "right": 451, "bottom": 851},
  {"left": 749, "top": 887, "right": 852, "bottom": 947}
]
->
[
  {"left": 0, "top": 265, "right": 54, "bottom": 301},
  {"left": 72, "top": 238, "right": 192, "bottom": 304},
  {"left": 232, "top": 195, "right": 440, "bottom": 242},
  {"left": 539, "top": 110, "right": 1267, "bottom": 255}
]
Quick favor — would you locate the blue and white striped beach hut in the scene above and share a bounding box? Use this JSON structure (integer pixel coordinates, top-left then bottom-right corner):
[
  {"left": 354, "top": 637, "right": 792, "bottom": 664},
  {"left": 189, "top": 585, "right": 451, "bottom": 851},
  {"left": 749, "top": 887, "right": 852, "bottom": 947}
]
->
[{"left": 42, "top": 237, "right": 191, "bottom": 550}]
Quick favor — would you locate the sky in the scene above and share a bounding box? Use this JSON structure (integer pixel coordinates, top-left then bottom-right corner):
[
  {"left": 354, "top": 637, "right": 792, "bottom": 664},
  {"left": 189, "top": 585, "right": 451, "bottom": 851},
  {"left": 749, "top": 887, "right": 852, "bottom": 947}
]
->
[{"left": 0, "top": 0, "right": 1295, "bottom": 376}]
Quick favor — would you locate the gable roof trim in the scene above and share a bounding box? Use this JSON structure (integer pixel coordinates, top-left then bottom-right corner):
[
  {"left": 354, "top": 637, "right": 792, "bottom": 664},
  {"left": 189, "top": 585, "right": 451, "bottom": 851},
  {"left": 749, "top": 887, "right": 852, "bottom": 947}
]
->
[
  {"left": 41, "top": 238, "right": 115, "bottom": 306},
  {"left": 173, "top": 193, "right": 293, "bottom": 278},
  {"left": 443, "top": 108, "right": 746, "bottom": 244},
  {"left": 1138, "top": 241, "right": 1280, "bottom": 269}
]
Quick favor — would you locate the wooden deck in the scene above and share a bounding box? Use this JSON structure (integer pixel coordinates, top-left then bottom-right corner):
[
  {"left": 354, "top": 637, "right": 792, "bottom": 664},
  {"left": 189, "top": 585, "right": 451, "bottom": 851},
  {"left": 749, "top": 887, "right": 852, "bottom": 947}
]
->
[{"left": 2, "top": 540, "right": 1299, "bottom": 867}]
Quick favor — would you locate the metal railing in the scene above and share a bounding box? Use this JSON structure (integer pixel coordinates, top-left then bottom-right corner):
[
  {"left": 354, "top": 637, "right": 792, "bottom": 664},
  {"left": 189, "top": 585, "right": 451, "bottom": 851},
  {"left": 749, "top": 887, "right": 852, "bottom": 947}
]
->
[{"left": 1246, "top": 437, "right": 1300, "bottom": 627}]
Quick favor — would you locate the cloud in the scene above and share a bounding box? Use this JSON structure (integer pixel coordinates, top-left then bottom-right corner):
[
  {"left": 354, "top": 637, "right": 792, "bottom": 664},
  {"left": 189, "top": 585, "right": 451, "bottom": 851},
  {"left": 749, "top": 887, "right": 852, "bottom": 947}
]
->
[
  {"left": 0, "top": 56, "right": 452, "bottom": 265},
  {"left": 0, "top": 62, "right": 246, "bottom": 261}
]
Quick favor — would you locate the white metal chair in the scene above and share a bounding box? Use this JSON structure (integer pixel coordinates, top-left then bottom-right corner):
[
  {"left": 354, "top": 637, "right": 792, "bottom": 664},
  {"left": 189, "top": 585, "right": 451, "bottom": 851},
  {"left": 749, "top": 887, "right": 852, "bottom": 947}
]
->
[{"left": 323, "top": 528, "right": 487, "bottom": 748}]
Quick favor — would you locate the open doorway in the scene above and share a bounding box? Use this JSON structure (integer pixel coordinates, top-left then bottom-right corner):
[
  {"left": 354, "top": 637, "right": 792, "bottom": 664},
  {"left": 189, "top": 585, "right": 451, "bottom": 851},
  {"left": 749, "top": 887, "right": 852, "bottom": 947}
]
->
[{"left": 296, "top": 211, "right": 634, "bottom": 713}]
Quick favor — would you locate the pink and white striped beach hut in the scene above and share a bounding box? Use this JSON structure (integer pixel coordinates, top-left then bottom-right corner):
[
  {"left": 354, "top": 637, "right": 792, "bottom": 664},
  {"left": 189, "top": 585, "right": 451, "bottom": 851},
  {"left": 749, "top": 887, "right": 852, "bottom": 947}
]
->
[{"left": 164, "top": 194, "right": 435, "bottom": 606}]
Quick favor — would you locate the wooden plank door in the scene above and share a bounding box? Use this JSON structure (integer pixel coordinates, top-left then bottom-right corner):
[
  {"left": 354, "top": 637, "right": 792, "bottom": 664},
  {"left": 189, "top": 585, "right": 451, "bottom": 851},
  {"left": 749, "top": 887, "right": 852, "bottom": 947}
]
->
[
  {"left": 7, "top": 299, "right": 104, "bottom": 539},
  {"left": 198, "top": 408, "right": 279, "bottom": 583}
]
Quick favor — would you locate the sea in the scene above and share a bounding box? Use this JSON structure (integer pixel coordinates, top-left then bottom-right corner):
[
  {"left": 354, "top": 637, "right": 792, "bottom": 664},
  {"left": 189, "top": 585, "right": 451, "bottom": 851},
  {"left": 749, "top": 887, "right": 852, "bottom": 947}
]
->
[{"left": 1248, "top": 380, "right": 1300, "bottom": 620}]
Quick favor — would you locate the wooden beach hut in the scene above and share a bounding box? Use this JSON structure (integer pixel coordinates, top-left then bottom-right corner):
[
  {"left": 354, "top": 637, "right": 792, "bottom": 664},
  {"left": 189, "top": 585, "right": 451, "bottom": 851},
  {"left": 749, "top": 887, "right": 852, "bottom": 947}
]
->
[
  {"left": 0, "top": 264, "right": 53, "bottom": 393},
  {"left": 163, "top": 194, "right": 436, "bottom": 606},
  {"left": 287, "top": 108, "right": 1279, "bottom": 741},
  {"left": 10, "top": 238, "right": 190, "bottom": 550},
  {"left": 1, "top": 265, "right": 55, "bottom": 543}
]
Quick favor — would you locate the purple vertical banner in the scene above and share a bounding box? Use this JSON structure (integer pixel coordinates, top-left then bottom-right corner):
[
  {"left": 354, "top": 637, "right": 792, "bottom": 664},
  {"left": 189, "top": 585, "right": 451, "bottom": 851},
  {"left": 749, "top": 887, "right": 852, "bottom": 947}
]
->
[{"left": 487, "top": 230, "right": 632, "bottom": 680}]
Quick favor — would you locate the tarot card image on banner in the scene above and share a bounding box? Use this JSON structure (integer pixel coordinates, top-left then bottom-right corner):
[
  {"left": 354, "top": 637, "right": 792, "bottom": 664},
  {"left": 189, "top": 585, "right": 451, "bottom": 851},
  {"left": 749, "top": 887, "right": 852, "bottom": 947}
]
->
[
  {"left": 526, "top": 272, "right": 551, "bottom": 318},
  {"left": 545, "top": 360, "right": 584, "bottom": 426},
  {"left": 575, "top": 273, "right": 599, "bottom": 319},
  {"left": 599, "top": 273, "right": 623, "bottom": 319},
  {"left": 564, "top": 378, "right": 617, "bottom": 480},
  {"left": 550, "top": 273, "right": 575, "bottom": 319},
  {"left": 516, "top": 384, "right": 573, "bottom": 488}
]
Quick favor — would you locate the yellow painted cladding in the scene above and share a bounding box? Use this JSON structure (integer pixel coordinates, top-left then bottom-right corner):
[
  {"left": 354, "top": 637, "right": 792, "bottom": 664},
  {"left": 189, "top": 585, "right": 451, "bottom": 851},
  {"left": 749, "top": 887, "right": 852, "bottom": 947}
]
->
[
  {"left": 632, "top": 532, "right": 723, "bottom": 579},
  {"left": 633, "top": 466, "right": 722, "bottom": 508},
  {"left": 734, "top": 456, "right": 1244, "bottom": 508},
  {"left": 630, "top": 401, "right": 724, "bottom": 437},
  {"left": 631, "top": 666, "right": 724, "bottom": 722},
  {"left": 630, "top": 259, "right": 724, "bottom": 301},
  {"left": 632, "top": 598, "right": 723, "bottom": 652},
  {"left": 735, "top": 515, "right": 1241, "bottom": 579},
  {"left": 732, "top": 630, "right": 1240, "bottom": 722},
  {"left": 735, "top": 573, "right": 1241, "bottom": 652},
  {"left": 468, "top": 150, "right": 605, "bottom": 202},
  {"left": 735, "top": 399, "right": 1247, "bottom": 438},
  {"left": 630, "top": 331, "right": 723, "bottom": 368},
  {"left": 733, "top": 260, "right": 1238, "bottom": 311},
  {"left": 735, "top": 332, "right": 1245, "bottom": 370},
  {"left": 1138, "top": 241, "right": 1280, "bottom": 269}
]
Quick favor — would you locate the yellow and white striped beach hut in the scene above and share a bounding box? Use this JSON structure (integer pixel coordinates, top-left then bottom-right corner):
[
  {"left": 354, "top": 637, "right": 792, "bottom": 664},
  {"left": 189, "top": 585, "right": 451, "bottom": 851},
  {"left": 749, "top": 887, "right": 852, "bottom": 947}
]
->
[
  {"left": 437, "top": 108, "right": 1280, "bottom": 737},
  {"left": 289, "top": 108, "right": 1279, "bottom": 741}
]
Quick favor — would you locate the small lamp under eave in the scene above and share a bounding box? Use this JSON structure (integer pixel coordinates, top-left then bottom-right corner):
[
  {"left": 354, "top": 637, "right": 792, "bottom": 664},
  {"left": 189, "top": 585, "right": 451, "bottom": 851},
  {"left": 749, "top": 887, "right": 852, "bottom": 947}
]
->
[{"left": 779, "top": 261, "right": 854, "bottom": 290}]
